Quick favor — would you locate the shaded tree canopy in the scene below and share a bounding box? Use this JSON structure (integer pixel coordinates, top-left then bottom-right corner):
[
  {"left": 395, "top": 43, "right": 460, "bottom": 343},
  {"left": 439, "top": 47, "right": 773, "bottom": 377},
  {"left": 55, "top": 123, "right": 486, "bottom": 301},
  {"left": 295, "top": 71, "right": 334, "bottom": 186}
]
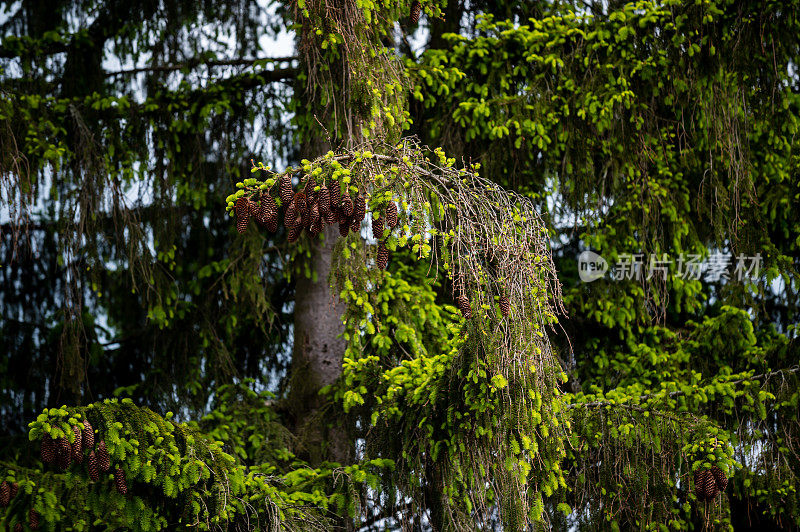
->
[{"left": 1, "top": 0, "right": 799, "bottom": 530}]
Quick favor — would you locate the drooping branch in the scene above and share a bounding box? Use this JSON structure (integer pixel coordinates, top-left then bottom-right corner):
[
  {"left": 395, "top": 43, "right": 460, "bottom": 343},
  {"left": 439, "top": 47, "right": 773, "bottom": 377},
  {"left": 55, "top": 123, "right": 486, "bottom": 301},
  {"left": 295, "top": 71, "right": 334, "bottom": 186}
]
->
[
  {"left": 104, "top": 56, "right": 298, "bottom": 77},
  {"left": 565, "top": 366, "right": 800, "bottom": 410}
]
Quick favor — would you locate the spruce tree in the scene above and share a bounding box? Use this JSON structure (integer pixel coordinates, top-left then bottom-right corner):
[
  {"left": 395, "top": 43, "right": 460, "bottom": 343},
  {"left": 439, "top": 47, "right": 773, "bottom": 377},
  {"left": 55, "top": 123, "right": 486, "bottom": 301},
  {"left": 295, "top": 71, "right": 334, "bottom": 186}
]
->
[{"left": 2, "top": 0, "right": 799, "bottom": 530}]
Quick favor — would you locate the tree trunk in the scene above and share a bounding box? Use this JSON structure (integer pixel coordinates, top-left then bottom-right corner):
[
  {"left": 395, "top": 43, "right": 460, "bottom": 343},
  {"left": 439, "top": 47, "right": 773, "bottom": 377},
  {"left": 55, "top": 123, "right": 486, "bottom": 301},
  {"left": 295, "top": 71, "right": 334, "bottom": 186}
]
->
[{"left": 288, "top": 219, "right": 351, "bottom": 465}]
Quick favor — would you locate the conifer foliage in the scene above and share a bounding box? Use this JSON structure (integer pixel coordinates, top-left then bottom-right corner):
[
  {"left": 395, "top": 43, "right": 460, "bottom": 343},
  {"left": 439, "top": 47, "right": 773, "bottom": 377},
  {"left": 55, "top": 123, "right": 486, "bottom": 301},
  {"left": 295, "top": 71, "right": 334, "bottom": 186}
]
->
[{"left": 2, "top": 0, "right": 800, "bottom": 530}]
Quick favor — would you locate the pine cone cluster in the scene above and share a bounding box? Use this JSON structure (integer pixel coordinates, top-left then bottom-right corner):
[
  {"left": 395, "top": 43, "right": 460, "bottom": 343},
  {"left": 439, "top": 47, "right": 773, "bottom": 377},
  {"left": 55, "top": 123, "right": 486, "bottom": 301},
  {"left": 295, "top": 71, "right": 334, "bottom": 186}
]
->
[
  {"left": 694, "top": 467, "right": 727, "bottom": 501},
  {"left": 40, "top": 419, "right": 114, "bottom": 489},
  {"left": 235, "top": 178, "right": 404, "bottom": 272}
]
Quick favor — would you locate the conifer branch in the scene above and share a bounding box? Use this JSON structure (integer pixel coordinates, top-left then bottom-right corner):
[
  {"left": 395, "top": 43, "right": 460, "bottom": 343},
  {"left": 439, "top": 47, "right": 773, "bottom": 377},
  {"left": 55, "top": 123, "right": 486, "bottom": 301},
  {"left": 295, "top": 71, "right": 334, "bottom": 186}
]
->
[
  {"left": 566, "top": 366, "right": 800, "bottom": 410},
  {"left": 104, "top": 56, "right": 298, "bottom": 77}
]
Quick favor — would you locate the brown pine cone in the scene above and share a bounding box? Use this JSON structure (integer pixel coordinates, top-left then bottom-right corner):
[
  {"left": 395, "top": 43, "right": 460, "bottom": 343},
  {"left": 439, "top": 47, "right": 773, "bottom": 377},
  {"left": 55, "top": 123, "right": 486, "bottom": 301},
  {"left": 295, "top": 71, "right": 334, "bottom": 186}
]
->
[
  {"left": 324, "top": 207, "right": 339, "bottom": 225},
  {"left": 694, "top": 469, "right": 708, "bottom": 501},
  {"left": 82, "top": 419, "right": 94, "bottom": 451},
  {"left": 309, "top": 202, "right": 320, "bottom": 225},
  {"left": 354, "top": 195, "right": 366, "bottom": 221},
  {"left": 97, "top": 440, "right": 111, "bottom": 472},
  {"left": 40, "top": 437, "right": 55, "bottom": 464},
  {"left": 309, "top": 219, "right": 323, "bottom": 236},
  {"left": 266, "top": 215, "right": 279, "bottom": 234},
  {"left": 87, "top": 450, "right": 99, "bottom": 481},
  {"left": 14, "top": 522, "right": 22, "bottom": 532},
  {"left": 284, "top": 201, "right": 298, "bottom": 229},
  {"left": 377, "top": 242, "right": 390, "bottom": 270},
  {"left": 279, "top": 175, "right": 293, "bottom": 204},
  {"left": 341, "top": 195, "right": 354, "bottom": 217},
  {"left": 499, "top": 296, "right": 511, "bottom": 317},
  {"left": 329, "top": 182, "right": 341, "bottom": 208},
  {"left": 9, "top": 482, "right": 18, "bottom": 500},
  {"left": 235, "top": 197, "right": 251, "bottom": 234},
  {"left": 29, "top": 508, "right": 40, "bottom": 530},
  {"left": 455, "top": 293, "right": 471, "bottom": 319},
  {"left": 295, "top": 192, "right": 308, "bottom": 218},
  {"left": 385, "top": 201, "right": 398, "bottom": 228},
  {"left": 71, "top": 425, "right": 83, "bottom": 464},
  {"left": 710, "top": 466, "right": 728, "bottom": 492},
  {"left": 288, "top": 225, "right": 303, "bottom": 243},
  {"left": 318, "top": 184, "right": 331, "bottom": 215},
  {"left": 56, "top": 437, "right": 71, "bottom": 470},
  {"left": 0, "top": 481, "right": 9, "bottom": 507},
  {"left": 255, "top": 195, "right": 277, "bottom": 228},
  {"left": 114, "top": 468, "right": 128, "bottom": 495},
  {"left": 703, "top": 468, "right": 719, "bottom": 500},
  {"left": 372, "top": 216, "right": 384, "bottom": 240},
  {"left": 339, "top": 220, "right": 350, "bottom": 237},
  {"left": 349, "top": 216, "right": 360, "bottom": 233},
  {"left": 410, "top": 0, "right": 421, "bottom": 24}
]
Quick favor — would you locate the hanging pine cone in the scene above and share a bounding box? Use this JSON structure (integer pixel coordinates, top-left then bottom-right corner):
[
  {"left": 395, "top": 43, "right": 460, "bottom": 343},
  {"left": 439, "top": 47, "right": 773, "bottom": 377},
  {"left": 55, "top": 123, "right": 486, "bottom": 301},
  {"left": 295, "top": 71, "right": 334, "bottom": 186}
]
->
[
  {"left": 341, "top": 195, "right": 354, "bottom": 217},
  {"left": 235, "top": 197, "right": 251, "bottom": 234},
  {"left": 499, "top": 295, "right": 511, "bottom": 318},
  {"left": 349, "top": 215, "right": 360, "bottom": 233},
  {"left": 410, "top": 0, "right": 421, "bottom": 24},
  {"left": 0, "top": 481, "right": 9, "bottom": 507},
  {"left": 9, "top": 482, "right": 18, "bottom": 500},
  {"left": 318, "top": 184, "right": 331, "bottom": 215},
  {"left": 330, "top": 182, "right": 341, "bottom": 208},
  {"left": 288, "top": 225, "right": 303, "bottom": 244},
  {"left": 114, "top": 468, "right": 128, "bottom": 495},
  {"left": 29, "top": 508, "right": 40, "bottom": 530},
  {"left": 324, "top": 207, "right": 338, "bottom": 225},
  {"left": 97, "top": 440, "right": 111, "bottom": 472},
  {"left": 372, "top": 216, "right": 384, "bottom": 240},
  {"left": 456, "top": 293, "right": 471, "bottom": 319},
  {"left": 255, "top": 195, "right": 278, "bottom": 229},
  {"left": 309, "top": 202, "right": 320, "bottom": 225},
  {"left": 309, "top": 219, "right": 323, "bottom": 236},
  {"left": 284, "top": 201, "right": 298, "bottom": 229},
  {"left": 338, "top": 220, "right": 350, "bottom": 237},
  {"left": 354, "top": 194, "right": 366, "bottom": 222},
  {"left": 377, "top": 242, "right": 390, "bottom": 270},
  {"left": 71, "top": 425, "right": 83, "bottom": 464},
  {"left": 82, "top": 419, "right": 94, "bottom": 451},
  {"left": 56, "top": 437, "right": 71, "bottom": 470},
  {"left": 303, "top": 176, "right": 316, "bottom": 195},
  {"left": 40, "top": 437, "right": 55, "bottom": 464},
  {"left": 385, "top": 201, "right": 398, "bottom": 228},
  {"left": 703, "top": 468, "right": 719, "bottom": 500},
  {"left": 14, "top": 522, "right": 22, "bottom": 532},
  {"left": 295, "top": 192, "right": 308, "bottom": 218},
  {"left": 279, "top": 175, "right": 293, "bottom": 205},
  {"left": 710, "top": 466, "right": 728, "bottom": 492},
  {"left": 694, "top": 469, "right": 709, "bottom": 501},
  {"left": 87, "top": 450, "right": 99, "bottom": 481}
]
